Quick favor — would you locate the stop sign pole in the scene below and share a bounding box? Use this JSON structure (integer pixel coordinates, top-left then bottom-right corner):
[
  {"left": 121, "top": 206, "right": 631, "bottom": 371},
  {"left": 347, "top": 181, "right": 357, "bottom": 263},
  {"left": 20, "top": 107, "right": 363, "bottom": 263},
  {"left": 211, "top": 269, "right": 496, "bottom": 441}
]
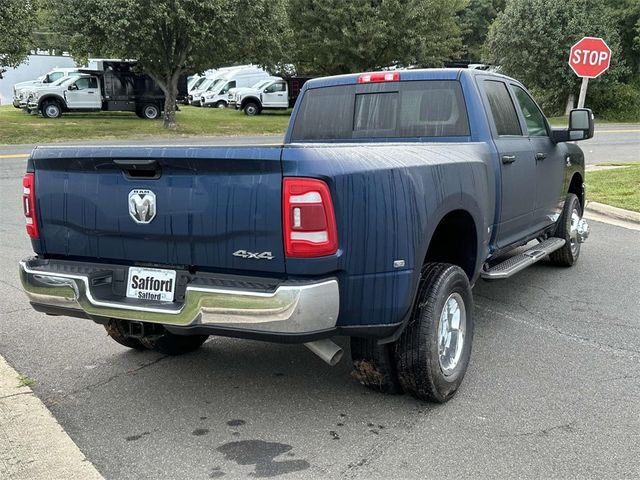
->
[{"left": 569, "top": 37, "right": 612, "bottom": 108}]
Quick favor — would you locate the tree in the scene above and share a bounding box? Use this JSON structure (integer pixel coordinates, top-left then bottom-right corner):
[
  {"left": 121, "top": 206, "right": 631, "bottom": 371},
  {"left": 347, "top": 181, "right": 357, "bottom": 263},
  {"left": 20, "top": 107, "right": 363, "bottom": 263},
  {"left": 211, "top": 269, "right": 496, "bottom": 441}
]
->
[
  {"left": 604, "top": 0, "right": 640, "bottom": 76},
  {"left": 484, "top": 0, "right": 625, "bottom": 114},
  {"left": 49, "top": 0, "right": 288, "bottom": 128},
  {"left": 458, "top": 0, "right": 505, "bottom": 62},
  {"left": 0, "top": 0, "right": 35, "bottom": 78},
  {"left": 289, "top": 0, "right": 467, "bottom": 76}
]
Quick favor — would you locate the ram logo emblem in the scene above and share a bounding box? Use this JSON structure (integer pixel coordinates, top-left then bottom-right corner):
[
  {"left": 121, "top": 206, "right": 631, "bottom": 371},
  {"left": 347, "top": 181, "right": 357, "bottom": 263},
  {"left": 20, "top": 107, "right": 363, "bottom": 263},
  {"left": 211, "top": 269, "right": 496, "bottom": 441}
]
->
[
  {"left": 233, "top": 250, "right": 275, "bottom": 260},
  {"left": 128, "top": 189, "right": 156, "bottom": 224}
]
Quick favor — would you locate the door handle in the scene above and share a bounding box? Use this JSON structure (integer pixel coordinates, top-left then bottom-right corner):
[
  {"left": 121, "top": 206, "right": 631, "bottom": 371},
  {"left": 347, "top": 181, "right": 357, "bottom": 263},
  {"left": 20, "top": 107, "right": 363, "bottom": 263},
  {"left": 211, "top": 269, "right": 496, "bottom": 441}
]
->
[
  {"left": 501, "top": 155, "right": 516, "bottom": 164},
  {"left": 535, "top": 152, "right": 547, "bottom": 161}
]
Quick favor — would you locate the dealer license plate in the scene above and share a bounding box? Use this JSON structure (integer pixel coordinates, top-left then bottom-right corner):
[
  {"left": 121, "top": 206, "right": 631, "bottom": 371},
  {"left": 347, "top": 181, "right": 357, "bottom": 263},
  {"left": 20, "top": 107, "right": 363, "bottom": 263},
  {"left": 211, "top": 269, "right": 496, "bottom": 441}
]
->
[{"left": 126, "top": 267, "right": 177, "bottom": 302}]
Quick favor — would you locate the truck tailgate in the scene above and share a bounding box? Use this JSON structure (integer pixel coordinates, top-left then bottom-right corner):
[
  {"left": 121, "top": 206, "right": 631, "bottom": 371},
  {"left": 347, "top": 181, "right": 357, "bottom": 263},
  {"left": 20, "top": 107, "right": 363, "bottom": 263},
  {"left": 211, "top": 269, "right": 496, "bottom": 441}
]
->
[{"left": 30, "top": 146, "right": 285, "bottom": 274}]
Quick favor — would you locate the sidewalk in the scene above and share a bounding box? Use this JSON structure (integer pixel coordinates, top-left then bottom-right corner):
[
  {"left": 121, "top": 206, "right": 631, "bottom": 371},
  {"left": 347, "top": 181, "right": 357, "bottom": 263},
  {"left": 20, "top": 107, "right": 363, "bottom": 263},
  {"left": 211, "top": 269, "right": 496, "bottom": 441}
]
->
[{"left": 0, "top": 355, "right": 104, "bottom": 480}]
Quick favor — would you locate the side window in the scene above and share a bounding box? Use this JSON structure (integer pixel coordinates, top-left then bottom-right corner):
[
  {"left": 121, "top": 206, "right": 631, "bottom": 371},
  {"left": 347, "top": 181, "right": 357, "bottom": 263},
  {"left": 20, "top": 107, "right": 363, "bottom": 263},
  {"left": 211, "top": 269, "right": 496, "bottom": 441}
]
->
[
  {"left": 74, "top": 78, "right": 90, "bottom": 90},
  {"left": 88, "top": 77, "right": 98, "bottom": 89},
  {"left": 483, "top": 80, "right": 522, "bottom": 136},
  {"left": 265, "top": 82, "right": 285, "bottom": 93},
  {"left": 221, "top": 81, "right": 235, "bottom": 94},
  {"left": 512, "top": 85, "right": 548, "bottom": 136}
]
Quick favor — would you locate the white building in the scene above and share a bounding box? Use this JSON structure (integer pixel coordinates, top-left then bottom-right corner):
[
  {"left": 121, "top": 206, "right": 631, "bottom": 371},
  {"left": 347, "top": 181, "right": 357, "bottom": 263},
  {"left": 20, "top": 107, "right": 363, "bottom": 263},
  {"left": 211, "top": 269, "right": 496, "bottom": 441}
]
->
[{"left": 0, "top": 54, "right": 77, "bottom": 106}]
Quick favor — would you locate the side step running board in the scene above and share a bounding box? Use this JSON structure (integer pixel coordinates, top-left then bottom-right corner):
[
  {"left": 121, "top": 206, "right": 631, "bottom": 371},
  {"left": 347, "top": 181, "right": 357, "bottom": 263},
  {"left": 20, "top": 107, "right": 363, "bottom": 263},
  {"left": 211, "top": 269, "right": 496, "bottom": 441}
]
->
[{"left": 481, "top": 237, "right": 566, "bottom": 280}]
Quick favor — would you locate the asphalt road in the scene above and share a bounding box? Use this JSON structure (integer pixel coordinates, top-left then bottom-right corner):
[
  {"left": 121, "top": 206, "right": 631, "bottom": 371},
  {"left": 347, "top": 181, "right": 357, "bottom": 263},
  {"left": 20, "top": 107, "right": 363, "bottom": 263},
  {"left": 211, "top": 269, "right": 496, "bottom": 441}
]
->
[
  {"left": 0, "top": 123, "right": 637, "bottom": 165},
  {"left": 0, "top": 144, "right": 639, "bottom": 479},
  {"left": 579, "top": 123, "right": 639, "bottom": 164}
]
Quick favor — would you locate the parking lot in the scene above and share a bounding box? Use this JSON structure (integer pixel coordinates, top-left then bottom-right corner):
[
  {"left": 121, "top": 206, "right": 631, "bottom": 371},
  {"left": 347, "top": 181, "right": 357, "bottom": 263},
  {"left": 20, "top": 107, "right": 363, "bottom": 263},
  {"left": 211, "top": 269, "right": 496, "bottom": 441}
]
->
[{"left": 0, "top": 133, "right": 639, "bottom": 479}]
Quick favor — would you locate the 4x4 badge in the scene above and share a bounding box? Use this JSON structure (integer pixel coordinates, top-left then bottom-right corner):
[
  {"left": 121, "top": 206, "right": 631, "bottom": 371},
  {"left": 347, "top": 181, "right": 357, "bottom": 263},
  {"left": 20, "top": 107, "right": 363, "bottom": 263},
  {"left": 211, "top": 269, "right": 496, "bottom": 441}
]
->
[{"left": 233, "top": 250, "right": 274, "bottom": 260}]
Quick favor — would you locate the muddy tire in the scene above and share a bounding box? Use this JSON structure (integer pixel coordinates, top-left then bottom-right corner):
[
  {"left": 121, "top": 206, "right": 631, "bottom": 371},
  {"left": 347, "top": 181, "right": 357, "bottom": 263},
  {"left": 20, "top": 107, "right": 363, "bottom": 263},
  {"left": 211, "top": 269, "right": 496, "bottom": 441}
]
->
[
  {"left": 140, "top": 330, "right": 208, "bottom": 356},
  {"left": 549, "top": 193, "right": 582, "bottom": 267},
  {"left": 104, "top": 319, "right": 147, "bottom": 350},
  {"left": 396, "top": 263, "right": 474, "bottom": 403},
  {"left": 350, "top": 337, "right": 402, "bottom": 394}
]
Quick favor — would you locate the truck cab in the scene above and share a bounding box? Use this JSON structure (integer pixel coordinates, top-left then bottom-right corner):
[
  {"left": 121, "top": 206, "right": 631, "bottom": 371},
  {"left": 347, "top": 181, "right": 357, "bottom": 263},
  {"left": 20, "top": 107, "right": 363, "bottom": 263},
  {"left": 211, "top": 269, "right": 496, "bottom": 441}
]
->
[
  {"left": 13, "top": 67, "right": 79, "bottom": 108},
  {"left": 26, "top": 74, "right": 102, "bottom": 117},
  {"left": 238, "top": 77, "right": 312, "bottom": 115}
]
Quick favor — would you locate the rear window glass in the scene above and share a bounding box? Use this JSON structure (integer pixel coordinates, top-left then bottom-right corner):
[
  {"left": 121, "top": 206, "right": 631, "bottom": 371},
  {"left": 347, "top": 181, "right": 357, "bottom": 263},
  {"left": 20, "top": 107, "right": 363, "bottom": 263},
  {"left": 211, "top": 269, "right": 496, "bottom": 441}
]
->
[
  {"left": 354, "top": 92, "right": 398, "bottom": 136},
  {"left": 291, "top": 80, "right": 470, "bottom": 141}
]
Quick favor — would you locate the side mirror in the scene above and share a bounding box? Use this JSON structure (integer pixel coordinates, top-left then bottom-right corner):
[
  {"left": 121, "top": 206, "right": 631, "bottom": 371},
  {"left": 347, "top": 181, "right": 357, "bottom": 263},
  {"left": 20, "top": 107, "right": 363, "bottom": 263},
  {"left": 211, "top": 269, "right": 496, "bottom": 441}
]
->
[
  {"left": 569, "top": 108, "right": 594, "bottom": 140},
  {"left": 551, "top": 108, "right": 594, "bottom": 143},
  {"left": 68, "top": 84, "right": 78, "bottom": 91}
]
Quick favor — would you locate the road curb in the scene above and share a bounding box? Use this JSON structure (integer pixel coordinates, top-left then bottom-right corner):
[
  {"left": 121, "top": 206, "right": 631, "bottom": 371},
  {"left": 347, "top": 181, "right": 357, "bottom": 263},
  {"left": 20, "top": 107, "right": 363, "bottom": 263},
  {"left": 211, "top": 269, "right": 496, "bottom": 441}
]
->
[
  {"left": 0, "top": 355, "right": 104, "bottom": 480},
  {"left": 585, "top": 201, "right": 640, "bottom": 225}
]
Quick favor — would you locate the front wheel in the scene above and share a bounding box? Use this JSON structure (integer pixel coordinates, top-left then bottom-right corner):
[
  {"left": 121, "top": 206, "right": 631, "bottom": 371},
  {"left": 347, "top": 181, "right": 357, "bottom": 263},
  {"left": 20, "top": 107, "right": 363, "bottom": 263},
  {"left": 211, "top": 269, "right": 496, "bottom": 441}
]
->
[
  {"left": 41, "top": 100, "right": 62, "bottom": 119},
  {"left": 243, "top": 102, "right": 260, "bottom": 116},
  {"left": 215, "top": 101, "right": 227, "bottom": 109},
  {"left": 549, "top": 193, "right": 583, "bottom": 267},
  {"left": 396, "top": 263, "right": 474, "bottom": 403}
]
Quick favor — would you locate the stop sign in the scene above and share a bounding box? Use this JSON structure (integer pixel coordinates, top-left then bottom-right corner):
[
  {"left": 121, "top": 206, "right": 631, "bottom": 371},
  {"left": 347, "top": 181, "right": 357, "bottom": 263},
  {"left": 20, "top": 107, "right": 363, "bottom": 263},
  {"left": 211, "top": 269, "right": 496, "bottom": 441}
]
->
[{"left": 569, "top": 37, "right": 611, "bottom": 78}]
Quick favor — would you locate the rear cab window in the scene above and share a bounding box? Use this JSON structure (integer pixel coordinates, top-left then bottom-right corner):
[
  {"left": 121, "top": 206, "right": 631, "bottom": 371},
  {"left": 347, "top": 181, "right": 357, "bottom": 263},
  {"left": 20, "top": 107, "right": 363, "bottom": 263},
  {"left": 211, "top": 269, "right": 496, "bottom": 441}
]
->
[
  {"left": 290, "top": 80, "right": 470, "bottom": 141},
  {"left": 482, "top": 80, "right": 522, "bottom": 136}
]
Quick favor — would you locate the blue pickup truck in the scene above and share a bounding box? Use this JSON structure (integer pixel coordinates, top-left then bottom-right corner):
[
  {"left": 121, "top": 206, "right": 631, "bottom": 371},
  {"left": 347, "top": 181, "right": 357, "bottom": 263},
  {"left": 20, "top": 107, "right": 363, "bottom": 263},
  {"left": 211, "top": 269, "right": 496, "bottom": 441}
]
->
[{"left": 19, "top": 69, "right": 592, "bottom": 403}]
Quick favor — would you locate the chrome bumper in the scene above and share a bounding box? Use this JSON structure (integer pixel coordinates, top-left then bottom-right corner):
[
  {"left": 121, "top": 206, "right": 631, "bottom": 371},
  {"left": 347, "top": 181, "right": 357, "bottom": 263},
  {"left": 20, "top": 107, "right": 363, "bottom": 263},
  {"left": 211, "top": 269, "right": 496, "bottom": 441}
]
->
[{"left": 19, "top": 258, "right": 339, "bottom": 334}]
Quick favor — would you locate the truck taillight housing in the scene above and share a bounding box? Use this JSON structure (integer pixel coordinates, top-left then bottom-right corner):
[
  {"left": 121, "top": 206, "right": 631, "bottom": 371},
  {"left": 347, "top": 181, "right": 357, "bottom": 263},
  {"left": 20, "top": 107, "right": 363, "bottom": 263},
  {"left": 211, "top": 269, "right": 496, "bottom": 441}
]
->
[
  {"left": 283, "top": 178, "right": 337, "bottom": 257},
  {"left": 23, "top": 173, "right": 39, "bottom": 239}
]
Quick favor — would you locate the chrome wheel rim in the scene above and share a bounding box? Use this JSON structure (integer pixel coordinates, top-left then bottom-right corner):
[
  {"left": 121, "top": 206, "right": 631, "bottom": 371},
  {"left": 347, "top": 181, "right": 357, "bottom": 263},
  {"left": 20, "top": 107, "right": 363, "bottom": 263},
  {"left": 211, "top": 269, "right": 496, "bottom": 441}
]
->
[
  {"left": 45, "top": 105, "right": 59, "bottom": 117},
  {"left": 217, "top": 102, "right": 226, "bottom": 109},
  {"left": 438, "top": 293, "right": 466, "bottom": 376},
  {"left": 569, "top": 208, "right": 581, "bottom": 256},
  {"left": 247, "top": 106, "right": 256, "bottom": 115},
  {"left": 144, "top": 106, "right": 158, "bottom": 119}
]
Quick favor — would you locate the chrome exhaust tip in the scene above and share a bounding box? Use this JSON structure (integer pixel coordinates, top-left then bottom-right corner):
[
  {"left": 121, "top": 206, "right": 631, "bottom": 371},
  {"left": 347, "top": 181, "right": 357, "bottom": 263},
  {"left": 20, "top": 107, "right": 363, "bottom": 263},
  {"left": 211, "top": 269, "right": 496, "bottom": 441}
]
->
[{"left": 304, "top": 339, "right": 344, "bottom": 366}]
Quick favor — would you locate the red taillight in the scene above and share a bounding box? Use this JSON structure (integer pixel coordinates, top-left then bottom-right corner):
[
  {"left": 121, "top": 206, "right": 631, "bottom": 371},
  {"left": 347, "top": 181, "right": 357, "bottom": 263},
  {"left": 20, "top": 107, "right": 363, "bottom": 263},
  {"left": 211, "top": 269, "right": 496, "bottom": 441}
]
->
[
  {"left": 357, "top": 71, "right": 400, "bottom": 84},
  {"left": 283, "top": 178, "right": 337, "bottom": 257},
  {"left": 23, "top": 173, "right": 39, "bottom": 239}
]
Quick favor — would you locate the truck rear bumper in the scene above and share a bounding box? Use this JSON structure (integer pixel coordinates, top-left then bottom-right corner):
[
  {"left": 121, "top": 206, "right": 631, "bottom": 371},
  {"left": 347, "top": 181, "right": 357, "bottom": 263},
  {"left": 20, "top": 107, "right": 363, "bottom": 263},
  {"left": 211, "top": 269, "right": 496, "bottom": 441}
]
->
[{"left": 19, "top": 257, "right": 339, "bottom": 337}]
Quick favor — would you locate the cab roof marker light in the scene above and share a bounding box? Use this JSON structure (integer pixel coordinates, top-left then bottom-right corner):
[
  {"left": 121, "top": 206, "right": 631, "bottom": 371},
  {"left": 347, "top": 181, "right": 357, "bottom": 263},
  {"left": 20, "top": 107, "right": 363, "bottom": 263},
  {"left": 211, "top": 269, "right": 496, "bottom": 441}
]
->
[{"left": 357, "top": 71, "right": 400, "bottom": 84}]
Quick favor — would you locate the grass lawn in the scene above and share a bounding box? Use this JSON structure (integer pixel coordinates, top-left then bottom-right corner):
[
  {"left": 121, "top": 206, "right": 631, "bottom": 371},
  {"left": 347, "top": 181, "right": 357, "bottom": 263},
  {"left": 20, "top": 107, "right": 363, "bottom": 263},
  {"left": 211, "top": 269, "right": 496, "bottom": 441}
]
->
[
  {"left": 0, "top": 105, "right": 290, "bottom": 145},
  {"left": 547, "top": 116, "right": 638, "bottom": 127},
  {"left": 587, "top": 163, "right": 640, "bottom": 213}
]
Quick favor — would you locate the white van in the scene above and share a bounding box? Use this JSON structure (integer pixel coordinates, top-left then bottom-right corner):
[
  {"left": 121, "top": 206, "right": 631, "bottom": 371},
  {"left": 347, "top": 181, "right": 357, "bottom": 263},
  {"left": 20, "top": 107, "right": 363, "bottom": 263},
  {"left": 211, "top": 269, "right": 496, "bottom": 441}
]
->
[
  {"left": 188, "top": 68, "right": 239, "bottom": 106},
  {"left": 200, "top": 67, "right": 269, "bottom": 108}
]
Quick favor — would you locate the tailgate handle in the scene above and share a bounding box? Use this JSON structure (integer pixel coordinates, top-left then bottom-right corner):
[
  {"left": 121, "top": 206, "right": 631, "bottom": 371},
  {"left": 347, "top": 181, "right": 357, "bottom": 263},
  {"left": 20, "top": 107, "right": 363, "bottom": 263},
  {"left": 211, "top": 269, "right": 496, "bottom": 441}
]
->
[{"left": 113, "top": 159, "right": 161, "bottom": 179}]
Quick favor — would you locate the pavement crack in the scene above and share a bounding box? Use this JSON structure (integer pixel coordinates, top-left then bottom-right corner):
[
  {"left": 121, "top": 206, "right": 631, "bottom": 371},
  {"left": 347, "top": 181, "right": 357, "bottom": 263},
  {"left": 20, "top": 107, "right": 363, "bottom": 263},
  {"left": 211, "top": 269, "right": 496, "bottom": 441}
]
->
[
  {"left": 0, "top": 278, "right": 23, "bottom": 294},
  {"left": 0, "top": 391, "right": 33, "bottom": 400},
  {"left": 476, "top": 298, "right": 640, "bottom": 359},
  {"left": 2, "top": 307, "right": 33, "bottom": 315},
  {"left": 513, "top": 421, "right": 577, "bottom": 437},
  {"left": 49, "top": 354, "right": 169, "bottom": 403}
]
